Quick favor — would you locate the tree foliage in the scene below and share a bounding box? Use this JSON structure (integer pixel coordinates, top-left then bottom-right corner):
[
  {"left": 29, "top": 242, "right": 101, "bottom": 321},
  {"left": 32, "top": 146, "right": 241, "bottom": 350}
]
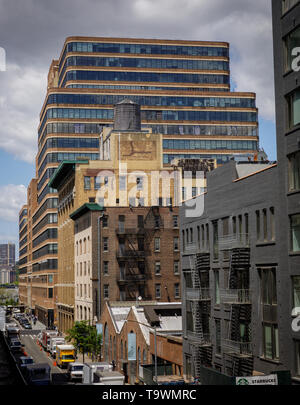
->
[{"left": 65, "top": 321, "right": 102, "bottom": 360}]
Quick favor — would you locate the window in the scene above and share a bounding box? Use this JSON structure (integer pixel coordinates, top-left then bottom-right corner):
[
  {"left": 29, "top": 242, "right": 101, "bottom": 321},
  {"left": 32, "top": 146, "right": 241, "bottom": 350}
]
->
[
  {"left": 104, "top": 284, "right": 109, "bottom": 299},
  {"left": 173, "top": 215, "right": 178, "bottom": 228},
  {"left": 293, "top": 277, "right": 300, "bottom": 314},
  {"left": 261, "top": 268, "right": 277, "bottom": 305},
  {"left": 232, "top": 216, "right": 237, "bottom": 235},
  {"left": 215, "top": 319, "right": 221, "bottom": 354},
  {"left": 212, "top": 221, "right": 218, "bottom": 260},
  {"left": 263, "top": 209, "right": 268, "bottom": 241},
  {"left": 284, "top": 24, "right": 300, "bottom": 71},
  {"left": 119, "top": 176, "right": 126, "bottom": 191},
  {"left": 174, "top": 261, "right": 180, "bottom": 275},
  {"left": 138, "top": 215, "right": 144, "bottom": 228},
  {"left": 296, "top": 341, "right": 300, "bottom": 376},
  {"left": 136, "top": 177, "right": 143, "bottom": 190},
  {"left": 282, "top": 0, "right": 300, "bottom": 14},
  {"left": 214, "top": 270, "right": 220, "bottom": 305},
  {"left": 174, "top": 283, "right": 180, "bottom": 298},
  {"left": 287, "top": 88, "right": 300, "bottom": 128},
  {"left": 174, "top": 237, "right": 179, "bottom": 251},
  {"left": 206, "top": 223, "right": 209, "bottom": 249},
  {"left": 155, "top": 284, "right": 161, "bottom": 299},
  {"left": 270, "top": 208, "right": 275, "bottom": 241},
  {"left": 263, "top": 323, "right": 279, "bottom": 360},
  {"left": 256, "top": 210, "right": 261, "bottom": 241},
  {"left": 84, "top": 176, "right": 91, "bottom": 189},
  {"left": 154, "top": 237, "right": 160, "bottom": 252},
  {"left": 291, "top": 214, "right": 300, "bottom": 252},
  {"left": 288, "top": 151, "right": 300, "bottom": 191},
  {"left": 102, "top": 216, "right": 108, "bottom": 228},
  {"left": 155, "top": 262, "right": 161, "bottom": 275},
  {"left": 103, "top": 237, "right": 108, "bottom": 252},
  {"left": 103, "top": 261, "right": 109, "bottom": 275},
  {"left": 94, "top": 176, "right": 101, "bottom": 189},
  {"left": 48, "top": 288, "right": 53, "bottom": 299}
]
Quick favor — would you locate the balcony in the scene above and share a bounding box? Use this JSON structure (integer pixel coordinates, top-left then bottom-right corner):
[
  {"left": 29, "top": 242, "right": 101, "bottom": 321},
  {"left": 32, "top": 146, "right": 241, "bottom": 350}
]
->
[
  {"left": 186, "top": 331, "right": 211, "bottom": 346},
  {"left": 116, "top": 249, "right": 146, "bottom": 260},
  {"left": 222, "top": 339, "right": 252, "bottom": 356},
  {"left": 117, "top": 273, "right": 147, "bottom": 285},
  {"left": 220, "top": 289, "right": 251, "bottom": 304},
  {"left": 116, "top": 228, "right": 146, "bottom": 237},
  {"left": 186, "top": 287, "right": 211, "bottom": 301},
  {"left": 218, "top": 233, "right": 249, "bottom": 251}
]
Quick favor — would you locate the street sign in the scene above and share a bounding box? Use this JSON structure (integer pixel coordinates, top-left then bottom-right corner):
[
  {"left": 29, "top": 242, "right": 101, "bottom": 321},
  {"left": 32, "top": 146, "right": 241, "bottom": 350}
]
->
[{"left": 236, "top": 374, "right": 278, "bottom": 385}]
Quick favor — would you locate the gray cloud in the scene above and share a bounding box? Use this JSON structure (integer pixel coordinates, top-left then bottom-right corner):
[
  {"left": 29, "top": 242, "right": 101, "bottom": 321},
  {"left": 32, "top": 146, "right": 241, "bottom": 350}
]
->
[{"left": 0, "top": 0, "right": 274, "bottom": 163}]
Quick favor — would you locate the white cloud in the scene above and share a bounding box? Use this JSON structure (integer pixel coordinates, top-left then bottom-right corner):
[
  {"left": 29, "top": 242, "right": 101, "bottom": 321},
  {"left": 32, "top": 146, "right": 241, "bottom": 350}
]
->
[
  {"left": 0, "top": 184, "right": 27, "bottom": 222},
  {"left": 0, "top": 63, "right": 45, "bottom": 163}
]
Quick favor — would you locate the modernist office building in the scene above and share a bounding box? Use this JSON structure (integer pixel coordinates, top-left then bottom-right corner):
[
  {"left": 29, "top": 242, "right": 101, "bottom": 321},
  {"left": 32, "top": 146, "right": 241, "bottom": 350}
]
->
[
  {"left": 180, "top": 0, "right": 300, "bottom": 383},
  {"left": 19, "top": 36, "right": 259, "bottom": 326},
  {"left": 0, "top": 243, "right": 15, "bottom": 268}
]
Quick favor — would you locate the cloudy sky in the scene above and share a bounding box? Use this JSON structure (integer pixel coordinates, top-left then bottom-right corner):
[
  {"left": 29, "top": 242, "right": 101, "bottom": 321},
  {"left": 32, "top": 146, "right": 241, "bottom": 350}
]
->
[{"left": 0, "top": 0, "right": 276, "bottom": 251}]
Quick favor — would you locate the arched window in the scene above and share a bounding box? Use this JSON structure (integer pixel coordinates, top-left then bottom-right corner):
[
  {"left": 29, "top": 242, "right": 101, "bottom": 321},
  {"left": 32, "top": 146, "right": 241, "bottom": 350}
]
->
[
  {"left": 84, "top": 238, "right": 86, "bottom": 254},
  {"left": 104, "top": 323, "right": 109, "bottom": 361},
  {"left": 138, "top": 347, "right": 141, "bottom": 367},
  {"left": 120, "top": 340, "right": 123, "bottom": 360},
  {"left": 113, "top": 336, "right": 116, "bottom": 361},
  {"left": 109, "top": 335, "right": 113, "bottom": 361}
]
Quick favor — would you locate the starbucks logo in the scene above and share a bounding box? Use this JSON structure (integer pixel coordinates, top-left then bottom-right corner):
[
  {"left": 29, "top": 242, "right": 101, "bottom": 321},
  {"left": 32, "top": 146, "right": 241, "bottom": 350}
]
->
[{"left": 236, "top": 378, "right": 249, "bottom": 385}]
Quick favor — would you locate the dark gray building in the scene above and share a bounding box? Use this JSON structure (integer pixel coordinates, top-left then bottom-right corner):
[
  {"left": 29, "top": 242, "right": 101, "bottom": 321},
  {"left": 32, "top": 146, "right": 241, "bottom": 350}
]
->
[
  {"left": 272, "top": 0, "right": 300, "bottom": 383},
  {"left": 180, "top": 161, "right": 281, "bottom": 381},
  {"left": 180, "top": 0, "right": 300, "bottom": 384}
]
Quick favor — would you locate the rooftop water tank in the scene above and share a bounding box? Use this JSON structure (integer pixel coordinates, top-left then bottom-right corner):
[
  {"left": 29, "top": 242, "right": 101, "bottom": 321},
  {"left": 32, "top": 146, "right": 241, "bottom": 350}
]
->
[{"left": 113, "top": 99, "right": 141, "bottom": 131}]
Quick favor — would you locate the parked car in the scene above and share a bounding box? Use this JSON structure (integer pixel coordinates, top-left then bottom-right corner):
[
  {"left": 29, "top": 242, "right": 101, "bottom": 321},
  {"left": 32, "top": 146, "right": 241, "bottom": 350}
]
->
[
  {"left": 19, "top": 356, "right": 34, "bottom": 370},
  {"left": 9, "top": 338, "right": 23, "bottom": 353}
]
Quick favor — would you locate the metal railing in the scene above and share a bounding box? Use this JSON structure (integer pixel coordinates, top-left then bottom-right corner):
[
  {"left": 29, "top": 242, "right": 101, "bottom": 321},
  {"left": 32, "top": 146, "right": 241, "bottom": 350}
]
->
[
  {"left": 218, "top": 233, "right": 249, "bottom": 251},
  {"left": 222, "top": 339, "right": 252, "bottom": 355},
  {"left": 186, "top": 287, "right": 211, "bottom": 301},
  {"left": 220, "top": 289, "right": 251, "bottom": 304},
  {"left": 187, "top": 331, "right": 211, "bottom": 346}
]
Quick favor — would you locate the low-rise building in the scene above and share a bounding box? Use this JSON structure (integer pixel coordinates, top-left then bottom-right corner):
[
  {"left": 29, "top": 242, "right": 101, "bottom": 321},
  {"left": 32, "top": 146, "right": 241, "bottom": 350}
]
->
[{"left": 100, "top": 301, "right": 182, "bottom": 384}]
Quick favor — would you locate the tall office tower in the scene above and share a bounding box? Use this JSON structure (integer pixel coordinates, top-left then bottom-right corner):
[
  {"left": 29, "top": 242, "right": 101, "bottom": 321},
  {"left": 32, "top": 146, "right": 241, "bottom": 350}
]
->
[
  {"left": 0, "top": 243, "right": 15, "bottom": 268},
  {"left": 19, "top": 36, "right": 259, "bottom": 327},
  {"left": 272, "top": 0, "right": 300, "bottom": 382}
]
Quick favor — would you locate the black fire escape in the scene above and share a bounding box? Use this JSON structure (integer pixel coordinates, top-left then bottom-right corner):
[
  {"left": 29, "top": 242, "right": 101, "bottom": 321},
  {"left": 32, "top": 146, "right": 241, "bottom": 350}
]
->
[
  {"left": 220, "top": 240, "right": 253, "bottom": 377},
  {"left": 188, "top": 252, "right": 213, "bottom": 379},
  {"left": 116, "top": 207, "right": 163, "bottom": 301}
]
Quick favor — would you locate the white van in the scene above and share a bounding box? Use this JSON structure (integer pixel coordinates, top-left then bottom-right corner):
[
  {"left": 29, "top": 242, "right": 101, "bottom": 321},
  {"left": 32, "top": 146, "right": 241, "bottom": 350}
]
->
[{"left": 67, "top": 362, "right": 84, "bottom": 382}]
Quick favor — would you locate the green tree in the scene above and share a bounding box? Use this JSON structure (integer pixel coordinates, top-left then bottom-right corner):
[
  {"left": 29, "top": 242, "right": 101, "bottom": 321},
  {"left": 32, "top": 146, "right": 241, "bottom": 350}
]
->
[{"left": 65, "top": 321, "right": 102, "bottom": 363}]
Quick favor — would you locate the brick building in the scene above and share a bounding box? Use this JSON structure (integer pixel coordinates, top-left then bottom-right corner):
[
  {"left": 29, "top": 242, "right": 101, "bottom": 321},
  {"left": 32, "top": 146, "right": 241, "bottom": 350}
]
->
[{"left": 100, "top": 301, "right": 182, "bottom": 384}]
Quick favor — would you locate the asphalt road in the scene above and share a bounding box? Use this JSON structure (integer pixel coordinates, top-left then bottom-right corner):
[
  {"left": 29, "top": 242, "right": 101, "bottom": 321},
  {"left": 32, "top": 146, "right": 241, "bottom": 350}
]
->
[{"left": 11, "top": 316, "right": 70, "bottom": 385}]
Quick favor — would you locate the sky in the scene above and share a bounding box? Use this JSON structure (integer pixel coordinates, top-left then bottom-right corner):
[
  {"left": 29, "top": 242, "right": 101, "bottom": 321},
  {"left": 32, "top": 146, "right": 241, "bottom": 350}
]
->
[{"left": 0, "top": 0, "right": 276, "bottom": 251}]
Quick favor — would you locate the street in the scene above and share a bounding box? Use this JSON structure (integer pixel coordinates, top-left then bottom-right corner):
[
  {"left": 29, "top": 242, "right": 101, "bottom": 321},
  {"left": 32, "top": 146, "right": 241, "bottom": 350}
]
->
[{"left": 13, "top": 316, "right": 71, "bottom": 385}]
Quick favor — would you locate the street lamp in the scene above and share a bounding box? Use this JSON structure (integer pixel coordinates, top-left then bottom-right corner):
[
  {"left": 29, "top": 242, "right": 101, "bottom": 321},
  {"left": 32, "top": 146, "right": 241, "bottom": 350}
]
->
[{"left": 125, "top": 318, "right": 158, "bottom": 384}]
